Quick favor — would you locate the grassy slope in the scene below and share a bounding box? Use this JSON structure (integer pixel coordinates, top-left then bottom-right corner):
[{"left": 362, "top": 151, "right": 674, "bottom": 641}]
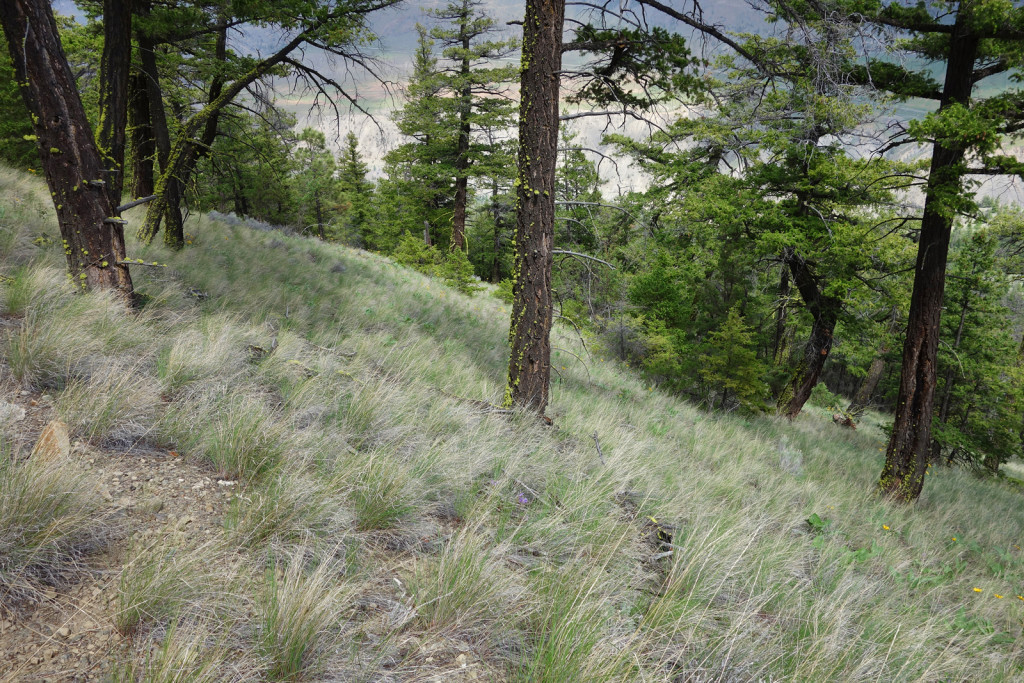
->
[{"left": 1, "top": 164, "right": 1023, "bottom": 681}]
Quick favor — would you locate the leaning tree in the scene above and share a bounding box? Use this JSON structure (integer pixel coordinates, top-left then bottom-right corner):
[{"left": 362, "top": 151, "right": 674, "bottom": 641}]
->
[{"left": 0, "top": 0, "right": 134, "bottom": 299}]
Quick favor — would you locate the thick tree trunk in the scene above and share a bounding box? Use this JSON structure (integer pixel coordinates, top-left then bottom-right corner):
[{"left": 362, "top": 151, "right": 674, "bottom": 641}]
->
[
  {"left": 0, "top": 0, "right": 133, "bottom": 300},
  {"left": 503, "top": 0, "right": 564, "bottom": 414},
  {"left": 781, "top": 249, "right": 841, "bottom": 418},
  {"left": 879, "top": 19, "right": 977, "bottom": 502},
  {"left": 127, "top": 69, "right": 155, "bottom": 198},
  {"left": 96, "top": 0, "right": 132, "bottom": 208}
]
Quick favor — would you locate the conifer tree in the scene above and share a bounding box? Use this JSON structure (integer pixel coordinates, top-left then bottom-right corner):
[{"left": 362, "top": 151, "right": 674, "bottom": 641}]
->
[
  {"left": 0, "top": 0, "right": 134, "bottom": 299},
  {"left": 932, "top": 229, "right": 1023, "bottom": 470},
  {"left": 295, "top": 127, "right": 338, "bottom": 240},
  {"left": 336, "top": 131, "right": 374, "bottom": 246},
  {"left": 700, "top": 307, "right": 769, "bottom": 411},
  {"left": 386, "top": 6, "right": 517, "bottom": 253}
]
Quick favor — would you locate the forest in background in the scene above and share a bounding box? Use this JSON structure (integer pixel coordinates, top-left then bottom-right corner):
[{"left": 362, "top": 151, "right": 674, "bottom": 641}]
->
[{"left": 3, "top": 0, "right": 1024, "bottom": 496}]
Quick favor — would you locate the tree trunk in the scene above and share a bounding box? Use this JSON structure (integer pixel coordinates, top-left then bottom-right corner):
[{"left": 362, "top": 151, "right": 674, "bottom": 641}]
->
[
  {"left": 139, "top": 20, "right": 227, "bottom": 249},
  {"left": 879, "top": 17, "right": 977, "bottom": 503},
  {"left": 0, "top": 0, "right": 133, "bottom": 300},
  {"left": 503, "top": 0, "right": 564, "bottom": 414},
  {"left": 781, "top": 249, "right": 841, "bottom": 418},
  {"left": 847, "top": 356, "right": 885, "bottom": 415},
  {"left": 848, "top": 307, "right": 899, "bottom": 416},
  {"left": 450, "top": 24, "right": 472, "bottom": 253},
  {"left": 140, "top": 21, "right": 308, "bottom": 247},
  {"left": 127, "top": 69, "right": 155, "bottom": 198},
  {"left": 136, "top": 21, "right": 180, "bottom": 246},
  {"left": 930, "top": 287, "right": 970, "bottom": 459},
  {"left": 96, "top": 0, "right": 132, "bottom": 208},
  {"left": 315, "top": 192, "right": 325, "bottom": 239},
  {"left": 490, "top": 182, "right": 502, "bottom": 282},
  {"left": 773, "top": 264, "right": 790, "bottom": 365}
]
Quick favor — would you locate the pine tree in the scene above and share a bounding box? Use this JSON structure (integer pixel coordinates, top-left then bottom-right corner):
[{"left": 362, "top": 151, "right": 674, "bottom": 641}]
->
[
  {"left": 336, "top": 131, "right": 373, "bottom": 247},
  {"left": 385, "top": 5, "right": 517, "bottom": 253},
  {"left": 295, "top": 127, "right": 337, "bottom": 240},
  {"left": 932, "top": 229, "right": 1023, "bottom": 470},
  {"left": 699, "top": 307, "right": 769, "bottom": 411}
]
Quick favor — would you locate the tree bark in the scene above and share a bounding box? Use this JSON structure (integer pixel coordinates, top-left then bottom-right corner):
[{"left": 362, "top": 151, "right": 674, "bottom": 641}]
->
[
  {"left": 503, "top": 0, "right": 564, "bottom": 414},
  {"left": 490, "top": 182, "right": 503, "bottom": 282},
  {"left": 847, "top": 308, "right": 899, "bottom": 416},
  {"left": 781, "top": 249, "right": 841, "bottom": 418},
  {"left": 879, "top": 14, "right": 977, "bottom": 502},
  {"left": 847, "top": 356, "right": 885, "bottom": 415},
  {"left": 930, "top": 283, "right": 970, "bottom": 459},
  {"left": 450, "top": 19, "right": 472, "bottom": 253},
  {"left": 127, "top": 69, "right": 155, "bottom": 198},
  {"left": 0, "top": 0, "right": 133, "bottom": 300},
  {"left": 96, "top": 0, "right": 132, "bottom": 208},
  {"left": 773, "top": 264, "right": 790, "bottom": 365}
]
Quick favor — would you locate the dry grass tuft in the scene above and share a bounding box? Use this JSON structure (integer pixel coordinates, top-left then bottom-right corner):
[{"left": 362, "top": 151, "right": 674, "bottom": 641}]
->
[{"left": 0, "top": 442, "right": 112, "bottom": 600}]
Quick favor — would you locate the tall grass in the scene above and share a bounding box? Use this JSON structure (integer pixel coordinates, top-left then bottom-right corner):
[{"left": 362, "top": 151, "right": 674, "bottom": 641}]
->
[
  {"left": 1, "top": 164, "right": 1022, "bottom": 679},
  {"left": 0, "top": 439, "right": 111, "bottom": 598}
]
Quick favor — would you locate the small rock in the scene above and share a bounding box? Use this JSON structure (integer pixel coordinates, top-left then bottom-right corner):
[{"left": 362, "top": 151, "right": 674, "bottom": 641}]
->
[
  {"left": 30, "top": 420, "right": 71, "bottom": 462},
  {"left": 0, "top": 401, "right": 26, "bottom": 423},
  {"left": 456, "top": 653, "right": 468, "bottom": 668},
  {"left": 57, "top": 627, "right": 70, "bottom": 638}
]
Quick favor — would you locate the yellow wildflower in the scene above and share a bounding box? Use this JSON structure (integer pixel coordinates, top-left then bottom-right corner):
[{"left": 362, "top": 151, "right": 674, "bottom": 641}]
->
[{"left": 973, "top": 587, "right": 983, "bottom": 593}]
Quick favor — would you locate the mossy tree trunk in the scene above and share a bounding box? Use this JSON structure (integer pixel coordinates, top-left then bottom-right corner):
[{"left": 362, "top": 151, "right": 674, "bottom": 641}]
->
[
  {"left": 503, "top": 0, "right": 564, "bottom": 414},
  {"left": 0, "top": 0, "right": 134, "bottom": 300},
  {"left": 879, "top": 16, "right": 977, "bottom": 503},
  {"left": 136, "top": 19, "right": 227, "bottom": 249}
]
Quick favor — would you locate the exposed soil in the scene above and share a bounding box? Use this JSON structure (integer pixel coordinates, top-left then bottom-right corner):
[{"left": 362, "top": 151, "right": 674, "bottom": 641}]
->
[{"left": 0, "top": 385, "right": 236, "bottom": 683}]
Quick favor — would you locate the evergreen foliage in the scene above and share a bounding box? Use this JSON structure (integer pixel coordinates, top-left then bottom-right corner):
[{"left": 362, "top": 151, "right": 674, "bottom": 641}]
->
[{"left": 699, "top": 307, "right": 770, "bottom": 411}]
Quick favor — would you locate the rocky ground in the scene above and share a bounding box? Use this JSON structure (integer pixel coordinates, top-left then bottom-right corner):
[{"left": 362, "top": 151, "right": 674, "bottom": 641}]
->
[
  {"left": 0, "top": 386, "right": 236, "bottom": 683},
  {"left": 0, "top": 383, "right": 500, "bottom": 682}
]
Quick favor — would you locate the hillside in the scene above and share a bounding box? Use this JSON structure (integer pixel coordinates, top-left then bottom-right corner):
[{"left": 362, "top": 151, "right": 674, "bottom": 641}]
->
[{"left": 1, "top": 164, "right": 1024, "bottom": 681}]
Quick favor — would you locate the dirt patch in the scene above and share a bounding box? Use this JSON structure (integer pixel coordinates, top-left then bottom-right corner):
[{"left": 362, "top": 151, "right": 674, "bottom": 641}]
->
[{"left": 0, "top": 388, "right": 236, "bottom": 683}]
